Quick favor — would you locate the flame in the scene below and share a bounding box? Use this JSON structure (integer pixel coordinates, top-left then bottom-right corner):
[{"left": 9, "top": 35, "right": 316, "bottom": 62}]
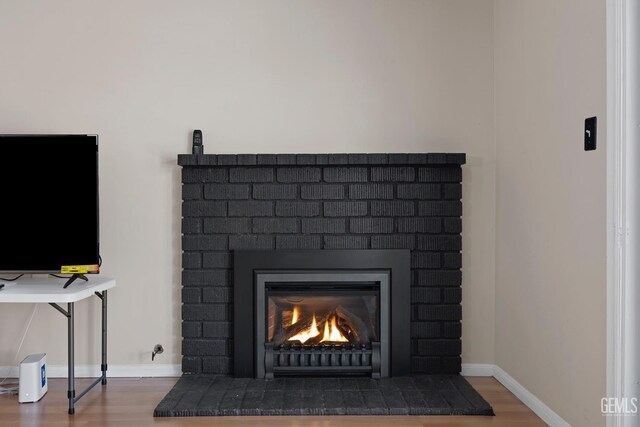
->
[
  {"left": 322, "top": 316, "right": 349, "bottom": 343},
  {"left": 287, "top": 309, "right": 349, "bottom": 344},
  {"left": 288, "top": 313, "right": 320, "bottom": 343}
]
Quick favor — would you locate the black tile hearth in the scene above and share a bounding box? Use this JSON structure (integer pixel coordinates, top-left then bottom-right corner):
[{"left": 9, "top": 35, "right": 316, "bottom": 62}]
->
[{"left": 154, "top": 375, "right": 493, "bottom": 417}]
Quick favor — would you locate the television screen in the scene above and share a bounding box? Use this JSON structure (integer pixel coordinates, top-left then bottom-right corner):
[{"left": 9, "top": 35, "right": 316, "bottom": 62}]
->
[{"left": 0, "top": 135, "right": 99, "bottom": 273}]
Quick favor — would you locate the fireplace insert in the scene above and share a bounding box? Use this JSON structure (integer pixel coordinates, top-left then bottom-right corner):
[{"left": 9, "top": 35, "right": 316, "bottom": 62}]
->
[
  {"left": 259, "top": 271, "right": 389, "bottom": 378},
  {"left": 234, "top": 250, "right": 410, "bottom": 378}
]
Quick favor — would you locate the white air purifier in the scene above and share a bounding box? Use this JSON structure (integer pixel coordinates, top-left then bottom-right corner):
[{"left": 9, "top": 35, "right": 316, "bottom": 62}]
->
[{"left": 19, "top": 353, "right": 48, "bottom": 403}]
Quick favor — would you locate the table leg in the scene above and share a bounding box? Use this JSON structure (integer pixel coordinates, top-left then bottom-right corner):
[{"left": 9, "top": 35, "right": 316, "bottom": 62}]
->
[
  {"left": 101, "top": 290, "right": 107, "bottom": 385},
  {"left": 67, "top": 302, "right": 75, "bottom": 415}
]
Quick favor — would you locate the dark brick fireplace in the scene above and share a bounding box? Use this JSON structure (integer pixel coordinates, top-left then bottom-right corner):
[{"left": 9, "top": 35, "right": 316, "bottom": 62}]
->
[{"left": 179, "top": 153, "right": 464, "bottom": 375}]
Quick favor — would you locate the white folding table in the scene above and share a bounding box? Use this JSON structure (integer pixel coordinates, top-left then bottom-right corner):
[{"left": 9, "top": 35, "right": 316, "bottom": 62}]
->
[{"left": 0, "top": 276, "right": 115, "bottom": 414}]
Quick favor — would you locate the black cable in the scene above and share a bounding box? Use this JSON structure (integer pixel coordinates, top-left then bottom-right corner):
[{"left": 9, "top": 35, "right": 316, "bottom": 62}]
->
[
  {"left": 98, "top": 255, "right": 102, "bottom": 267},
  {"left": 0, "top": 274, "right": 23, "bottom": 281}
]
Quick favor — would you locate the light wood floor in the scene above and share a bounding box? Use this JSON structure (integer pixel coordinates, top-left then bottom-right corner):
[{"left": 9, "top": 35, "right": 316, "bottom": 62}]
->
[{"left": 0, "top": 376, "right": 547, "bottom": 427}]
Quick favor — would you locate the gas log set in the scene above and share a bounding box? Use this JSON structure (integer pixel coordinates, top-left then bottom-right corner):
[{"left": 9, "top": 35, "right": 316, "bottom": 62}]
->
[{"left": 269, "top": 298, "right": 378, "bottom": 346}]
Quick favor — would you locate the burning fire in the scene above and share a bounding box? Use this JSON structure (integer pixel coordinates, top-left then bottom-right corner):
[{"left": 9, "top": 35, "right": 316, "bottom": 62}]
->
[
  {"left": 287, "top": 308, "right": 349, "bottom": 344},
  {"left": 288, "top": 313, "right": 320, "bottom": 343},
  {"left": 323, "top": 315, "right": 349, "bottom": 342}
]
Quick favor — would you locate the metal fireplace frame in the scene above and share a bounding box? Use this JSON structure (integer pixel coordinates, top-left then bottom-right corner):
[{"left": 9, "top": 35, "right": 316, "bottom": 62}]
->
[
  {"left": 257, "top": 271, "right": 389, "bottom": 378},
  {"left": 233, "top": 249, "right": 410, "bottom": 378}
]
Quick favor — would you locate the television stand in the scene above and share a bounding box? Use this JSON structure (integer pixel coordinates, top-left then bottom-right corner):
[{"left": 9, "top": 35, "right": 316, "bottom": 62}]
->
[
  {"left": 0, "top": 276, "right": 116, "bottom": 414},
  {"left": 63, "top": 274, "right": 88, "bottom": 289}
]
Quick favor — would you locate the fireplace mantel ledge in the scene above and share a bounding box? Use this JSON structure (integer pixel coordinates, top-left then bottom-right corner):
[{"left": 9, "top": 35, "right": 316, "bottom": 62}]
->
[{"left": 177, "top": 153, "right": 466, "bottom": 167}]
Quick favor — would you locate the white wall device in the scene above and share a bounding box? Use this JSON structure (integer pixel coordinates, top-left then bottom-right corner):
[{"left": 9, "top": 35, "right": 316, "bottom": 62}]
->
[{"left": 19, "top": 353, "right": 48, "bottom": 403}]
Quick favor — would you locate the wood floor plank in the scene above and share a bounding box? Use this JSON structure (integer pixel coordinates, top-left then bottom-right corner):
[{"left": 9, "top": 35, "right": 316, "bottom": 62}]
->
[{"left": 0, "top": 377, "right": 548, "bottom": 427}]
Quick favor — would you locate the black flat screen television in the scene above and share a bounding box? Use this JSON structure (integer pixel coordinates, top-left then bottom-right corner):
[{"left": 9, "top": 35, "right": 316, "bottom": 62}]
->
[{"left": 0, "top": 135, "right": 99, "bottom": 273}]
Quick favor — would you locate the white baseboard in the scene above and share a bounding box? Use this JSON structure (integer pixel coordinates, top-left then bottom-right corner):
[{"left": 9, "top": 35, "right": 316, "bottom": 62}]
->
[
  {"left": 0, "top": 364, "right": 181, "bottom": 379},
  {"left": 461, "top": 363, "right": 570, "bottom": 427},
  {"left": 461, "top": 363, "right": 495, "bottom": 376},
  {"left": 491, "top": 365, "right": 571, "bottom": 427}
]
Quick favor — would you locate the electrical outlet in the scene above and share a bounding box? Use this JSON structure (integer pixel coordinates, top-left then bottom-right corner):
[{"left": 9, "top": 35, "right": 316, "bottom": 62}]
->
[{"left": 152, "top": 344, "right": 164, "bottom": 361}]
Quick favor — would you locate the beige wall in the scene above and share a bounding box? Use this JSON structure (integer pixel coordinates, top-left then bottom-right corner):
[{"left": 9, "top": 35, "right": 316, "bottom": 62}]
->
[
  {"left": 494, "top": 0, "right": 607, "bottom": 426},
  {"left": 0, "top": 1, "right": 495, "bottom": 368},
  {"left": 0, "top": 1, "right": 612, "bottom": 423}
]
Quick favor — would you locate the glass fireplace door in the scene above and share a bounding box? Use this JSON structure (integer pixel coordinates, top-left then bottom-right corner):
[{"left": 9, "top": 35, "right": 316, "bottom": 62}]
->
[
  {"left": 255, "top": 271, "right": 390, "bottom": 379},
  {"left": 267, "top": 288, "right": 380, "bottom": 348}
]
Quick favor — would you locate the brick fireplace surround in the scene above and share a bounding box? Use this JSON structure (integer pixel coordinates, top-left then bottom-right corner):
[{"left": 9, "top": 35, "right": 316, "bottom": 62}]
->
[{"left": 178, "top": 153, "right": 464, "bottom": 376}]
